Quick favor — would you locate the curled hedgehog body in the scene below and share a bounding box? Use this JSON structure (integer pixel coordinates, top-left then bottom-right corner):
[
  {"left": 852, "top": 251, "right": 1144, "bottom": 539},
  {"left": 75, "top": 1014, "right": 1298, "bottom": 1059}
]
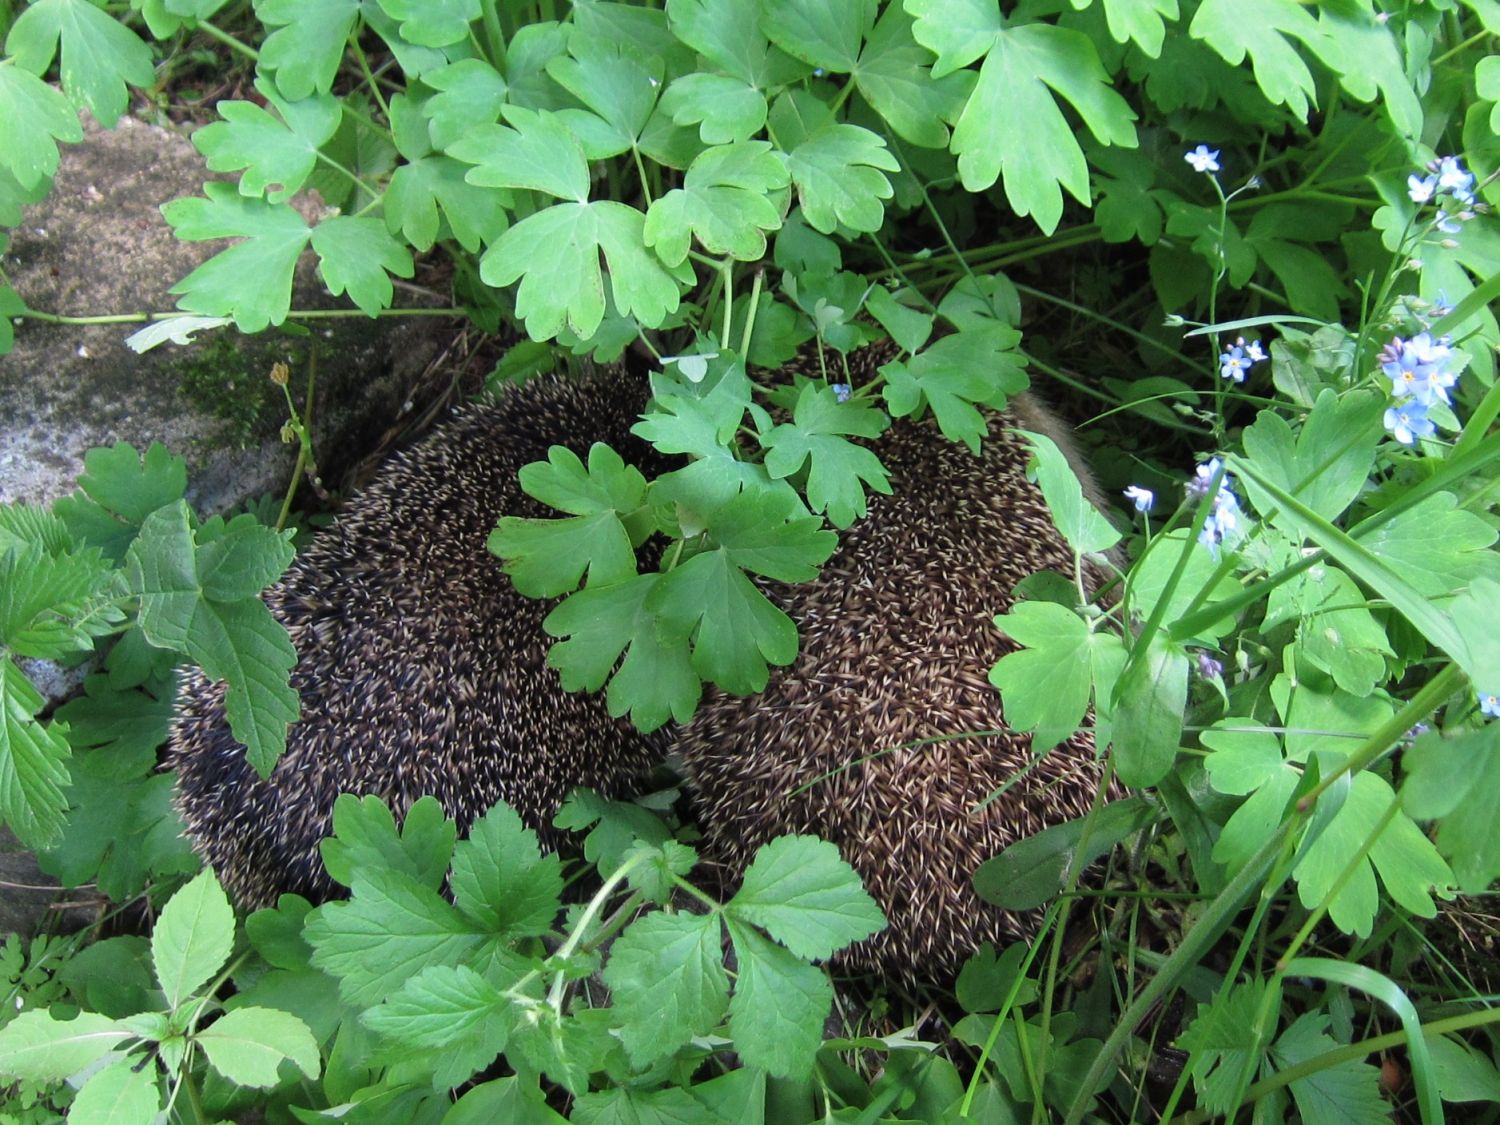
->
[
  {"left": 675, "top": 394, "right": 1116, "bottom": 987},
  {"left": 169, "top": 374, "right": 671, "bottom": 909}
]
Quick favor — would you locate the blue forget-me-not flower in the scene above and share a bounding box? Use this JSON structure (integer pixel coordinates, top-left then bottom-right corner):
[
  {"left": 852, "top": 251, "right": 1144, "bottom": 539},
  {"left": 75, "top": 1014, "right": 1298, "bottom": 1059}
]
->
[
  {"left": 1219, "top": 336, "right": 1266, "bottom": 383},
  {"left": 1481, "top": 692, "right": 1500, "bottom": 720},
  {"left": 1187, "top": 458, "right": 1244, "bottom": 558},
  {"left": 1123, "top": 485, "right": 1154, "bottom": 512},
  {"left": 831, "top": 383, "right": 852, "bottom": 403},
  {"left": 1185, "top": 145, "right": 1220, "bottom": 174},
  {"left": 1380, "top": 332, "right": 1457, "bottom": 406}
]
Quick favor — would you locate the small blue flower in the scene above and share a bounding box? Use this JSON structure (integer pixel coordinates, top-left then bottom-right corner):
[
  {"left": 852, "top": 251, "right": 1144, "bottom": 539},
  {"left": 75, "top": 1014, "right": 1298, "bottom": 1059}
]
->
[
  {"left": 1481, "top": 692, "right": 1500, "bottom": 719},
  {"left": 1384, "top": 401, "right": 1436, "bottom": 445},
  {"left": 1380, "top": 332, "right": 1457, "bottom": 406},
  {"left": 1242, "top": 337, "right": 1267, "bottom": 363},
  {"left": 1408, "top": 173, "right": 1438, "bottom": 204},
  {"left": 1187, "top": 459, "right": 1244, "bottom": 558},
  {"left": 1435, "top": 156, "right": 1476, "bottom": 204},
  {"left": 1185, "top": 145, "right": 1220, "bottom": 174},
  {"left": 831, "top": 383, "right": 852, "bottom": 403},
  {"left": 1123, "top": 485, "right": 1155, "bottom": 512},
  {"left": 1196, "top": 651, "right": 1224, "bottom": 680},
  {"left": 1187, "top": 457, "right": 1226, "bottom": 501},
  {"left": 1219, "top": 344, "right": 1250, "bottom": 383}
]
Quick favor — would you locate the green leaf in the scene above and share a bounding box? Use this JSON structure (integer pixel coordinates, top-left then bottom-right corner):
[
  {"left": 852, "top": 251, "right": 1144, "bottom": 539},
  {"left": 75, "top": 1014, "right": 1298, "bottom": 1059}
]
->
[
  {"left": 0, "top": 59, "right": 84, "bottom": 189},
  {"left": 67, "top": 1058, "right": 160, "bottom": 1124},
  {"left": 362, "top": 963, "right": 513, "bottom": 1053},
  {"left": 659, "top": 72, "right": 767, "bottom": 145},
  {"left": 481, "top": 200, "right": 686, "bottom": 340},
  {"left": 851, "top": 3, "right": 970, "bottom": 148},
  {"left": 423, "top": 59, "right": 508, "bottom": 150},
  {"left": 724, "top": 920, "right": 830, "bottom": 1078},
  {"left": 1133, "top": 530, "right": 1241, "bottom": 642},
  {"left": 449, "top": 800, "right": 564, "bottom": 937},
  {"left": 644, "top": 141, "right": 789, "bottom": 266},
  {"left": 1428, "top": 1033, "right": 1500, "bottom": 1103},
  {"left": 1403, "top": 725, "right": 1500, "bottom": 893},
  {"left": 306, "top": 868, "right": 483, "bottom": 1006},
  {"left": 725, "top": 835, "right": 886, "bottom": 960},
  {"left": 908, "top": 5, "right": 1137, "bottom": 233},
  {"left": 880, "top": 324, "right": 1028, "bottom": 452},
  {"left": 0, "top": 543, "right": 120, "bottom": 660},
  {"left": 1078, "top": 0, "right": 1180, "bottom": 58},
  {"left": 256, "top": 0, "right": 362, "bottom": 99},
  {"left": 1270, "top": 1012, "right": 1387, "bottom": 1125},
  {"left": 53, "top": 441, "right": 188, "bottom": 563},
  {"left": 546, "top": 34, "right": 661, "bottom": 149},
  {"left": 1020, "top": 430, "right": 1121, "bottom": 556},
  {"left": 1178, "top": 979, "right": 1275, "bottom": 1114},
  {"left": 152, "top": 868, "right": 235, "bottom": 1011},
  {"left": 197, "top": 1006, "right": 320, "bottom": 1087},
  {"left": 309, "top": 215, "right": 414, "bottom": 316},
  {"left": 126, "top": 503, "right": 299, "bottom": 775},
  {"left": 319, "top": 794, "right": 456, "bottom": 891},
  {"left": 376, "top": 0, "right": 477, "bottom": 47},
  {"left": 1187, "top": 0, "right": 1327, "bottom": 120},
  {"left": 490, "top": 444, "right": 647, "bottom": 598},
  {"left": 1358, "top": 494, "right": 1500, "bottom": 597},
  {"left": 1295, "top": 565, "right": 1392, "bottom": 698},
  {"left": 865, "top": 286, "right": 932, "bottom": 354},
  {"left": 666, "top": 0, "right": 810, "bottom": 89},
  {"left": 975, "top": 796, "right": 1155, "bottom": 911},
  {"left": 761, "top": 382, "right": 891, "bottom": 528},
  {"left": 1111, "top": 634, "right": 1187, "bottom": 787},
  {"left": 193, "top": 81, "right": 341, "bottom": 204},
  {"left": 5, "top": 0, "right": 155, "bottom": 127},
  {"left": 572, "top": 1085, "right": 711, "bottom": 1125},
  {"left": 602, "top": 910, "right": 729, "bottom": 1065},
  {"left": 543, "top": 573, "right": 703, "bottom": 731},
  {"left": 1204, "top": 725, "right": 1300, "bottom": 875},
  {"left": 451, "top": 105, "right": 591, "bottom": 202},
  {"left": 0, "top": 657, "right": 73, "bottom": 849},
  {"left": 163, "top": 183, "right": 312, "bottom": 331},
  {"left": 783, "top": 120, "right": 898, "bottom": 234},
  {"left": 0, "top": 1010, "right": 128, "bottom": 1083},
  {"left": 762, "top": 0, "right": 874, "bottom": 72},
  {"left": 386, "top": 153, "right": 508, "bottom": 253},
  {"left": 989, "top": 601, "right": 1095, "bottom": 754}
]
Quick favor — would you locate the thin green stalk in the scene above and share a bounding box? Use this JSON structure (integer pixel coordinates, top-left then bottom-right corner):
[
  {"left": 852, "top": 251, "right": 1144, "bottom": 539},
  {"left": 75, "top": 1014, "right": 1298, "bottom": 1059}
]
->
[{"left": 194, "top": 19, "right": 258, "bottom": 61}]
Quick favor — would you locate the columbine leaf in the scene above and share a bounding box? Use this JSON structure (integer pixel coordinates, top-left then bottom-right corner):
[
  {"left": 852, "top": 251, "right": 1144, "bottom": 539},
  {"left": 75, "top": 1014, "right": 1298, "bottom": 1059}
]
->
[
  {"left": 1359, "top": 494, "right": 1500, "bottom": 597},
  {"left": 319, "top": 794, "right": 456, "bottom": 891},
  {"left": 423, "top": 59, "right": 508, "bottom": 149},
  {"left": 783, "top": 120, "right": 898, "bottom": 234},
  {"left": 880, "top": 324, "right": 1028, "bottom": 452},
  {"left": 990, "top": 601, "right": 1095, "bottom": 754},
  {"left": 256, "top": 0, "right": 362, "bottom": 99},
  {"left": 1187, "top": 0, "right": 1327, "bottom": 120},
  {"left": 385, "top": 154, "right": 508, "bottom": 252},
  {"left": 309, "top": 215, "right": 414, "bottom": 316},
  {"left": 449, "top": 800, "right": 564, "bottom": 937},
  {"left": 53, "top": 441, "right": 188, "bottom": 562},
  {"left": 724, "top": 920, "right": 830, "bottom": 1079},
  {"left": 125, "top": 503, "right": 298, "bottom": 776},
  {"left": 490, "top": 444, "right": 647, "bottom": 598},
  {"left": 0, "top": 657, "right": 72, "bottom": 849},
  {"left": 376, "top": 0, "right": 477, "bottom": 47},
  {"left": 852, "top": 4, "right": 970, "bottom": 148},
  {"left": 0, "top": 1011, "right": 128, "bottom": 1083},
  {"left": 1085, "top": 0, "right": 1180, "bottom": 57},
  {"left": 1021, "top": 430, "right": 1121, "bottom": 556},
  {"left": 659, "top": 72, "right": 767, "bottom": 145},
  {"left": 1403, "top": 725, "right": 1500, "bottom": 893},
  {"left": 152, "top": 868, "right": 235, "bottom": 1011},
  {"left": 451, "top": 105, "right": 590, "bottom": 202},
  {"left": 762, "top": 0, "right": 874, "bottom": 73},
  {"left": 1203, "top": 723, "right": 1300, "bottom": 875},
  {"left": 644, "top": 141, "right": 789, "bottom": 266},
  {"left": 1295, "top": 565, "right": 1392, "bottom": 698},
  {"left": 5, "top": 0, "right": 155, "bottom": 127},
  {"left": 482, "top": 200, "right": 686, "bottom": 340},
  {"left": 908, "top": 4, "right": 1137, "bottom": 234},
  {"left": 193, "top": 81, "right": 342, "bottom": 204},
  {"left": 0, "top": 61, "right": 84, "bottom": 190},
  {"left": 666, "top": 0, "right": 809, "bottom": 88},
  {"left": 163, "top": 183, "right": 312, "bottom": 331},
  {"left": 196, "top": 1007, "right": 320, "bottom": 1087},
  {"left": 1271, "top": 1012, "right": 1387, "bottom": 1125},
  {"left": 602, "top": 911, "right": 729, "bottom": 1065},
  {"left": 305, "top": 867, "right": 483, "bottom": 1006},
  {"left": 761, "top": 382, "right": 890, "bottom": 528},
  {"left": 546, "top": 34, "right": 661, "bottom": 149},
  {"left": 725, "top": 835, "right": 885, "bottom": 961},
  {"left": 543, "top": 572, "right": 703, "bottom": 731},
  {"left": 1111, "top": 634, "right": 1187, "bottom": 788}
]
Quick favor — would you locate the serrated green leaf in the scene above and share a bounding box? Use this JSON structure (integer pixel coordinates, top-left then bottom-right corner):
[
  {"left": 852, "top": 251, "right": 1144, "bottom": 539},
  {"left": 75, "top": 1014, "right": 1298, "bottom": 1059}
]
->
[
  {"left": 481, "top": 200, "right": 685, "bottom": 340},
  {"left": 1020, "top": 430, "right": 1121, "bottom": 556},
  {"left": 5, "top": 0, "right": 155, "bottom": 128},
  {"left": 784, "top": 120, "right": 897, "bottom": 234},
  {"left": 0, "top": 657, "right": 72, "bottom": 849},
  {"left": 53, "top": 441, "right": 188, "bottom": 562},
  {"left": 1403, "top": 725, "right": 1500, "bottom": 893},
  {"left": 644, "top": 141, "right": 789, "bottom": 265},
  {"left": 762, "top": 0, "right": 873, "bottom": 73},
  {"left": 386, "top": 154, "right": 508, "bottom": 252},
  {"left": 724, "top": 920, "right": 830, "bottom": 1078},
  {"left": 309, "top": 215, "right": 414, "bottom": 315},
  {"left": 452, "top": 105, "right": 590, "bottom": 201},
  {"left": 1270, "top": 1012, "right": 1387, "bottom": 1125},
  {"left": 572, "top": 1085, "right": 709, "bottom": 1125},
  {"left": 68, "top": 1057, "right": 160, "bottom": 1124},
  {"left": 193, "top": 82, "right": 342, "bottom": 204},
  {"left": 163, "top": 183, "right": 311, "bottom": 331},
  {"left": 491, "top": 443, "right": 647, "bottom": 597},
  {"left": 256, "top": 0, "right": 362, "bottom": 100},
  {"left": 449, "top": 800, "right": 563, "bottom": 936},
  {"left": 0, "top": 1010, "right": 128, "bottom": 1083},
  {"left": 197, "top": 1006, "right": 320, "bottom": 1087},
  {"left": 880, "top": 324, "right": 1027, "bottom": 452},
  {"left": 0, "top": 543, "right": 120, "bottom": 659},
  {"left": 726, "top": 835, "right": 885, "bottom": 960},
  {"left": 853, "top": 3, "right": 969, "bottom": 148},
  {"left": 319, "top": 793, "right": 456, "bottom": 890},
  {"left": 0, "top": 505, "right": 71, "bottom": 556},
  {"left": 544, "top": 573, "right": 703, "bottom": 731},
  {"left": 306, "top": 867, "right": 484, "bottom": 1006},
  {"left": 1178, "top": 979, "right": 1275, "bottom": 1114},
  {"left": 989, "top": 602, "right": 1094, "bottom": 754},
  {"left": 0, "top": 60, "right": 83, "bottom": 190},
  {"left": 659, "top": 72, "right": 767, "bottom": 145},
  {"left": 602, "top": 911, "right": 729, "bottom": 1065},
  {"left": 376, "top": 0, "right": 477, "bottom": 47},
  {"left": 908, "top": 5, "right": 1137, "bottom": 233},
  {"left": 761, "top": 382, "right": 890, "bottom": 528},
  {"left": 152, "top": 868, "right": 235, "bottom": 1010},
  {"left": 362, "top": 963, "right": 513, "bottom": 1053}
]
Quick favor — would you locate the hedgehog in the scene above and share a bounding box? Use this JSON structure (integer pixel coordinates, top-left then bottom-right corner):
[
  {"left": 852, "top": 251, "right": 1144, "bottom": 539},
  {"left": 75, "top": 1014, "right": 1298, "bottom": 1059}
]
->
[
  {"left": 168, "top": 371, "right": 673, "bottom": 909},
  {"left": 674, "top": 354, "right": 1119, "bottom": 988}
]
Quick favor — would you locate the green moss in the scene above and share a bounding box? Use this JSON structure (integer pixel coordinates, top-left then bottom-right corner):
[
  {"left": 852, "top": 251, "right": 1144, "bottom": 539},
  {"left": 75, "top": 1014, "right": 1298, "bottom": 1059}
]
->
[{"left": 174, "top": 335, "right": 299, "bottom": 450}]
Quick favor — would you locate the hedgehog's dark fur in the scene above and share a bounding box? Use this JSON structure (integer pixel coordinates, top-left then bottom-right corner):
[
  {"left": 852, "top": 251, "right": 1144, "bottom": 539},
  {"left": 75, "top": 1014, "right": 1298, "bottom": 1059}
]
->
[
  {"left": 168, "top": 373, "right": 671, "bottom": 909},
  {"left": 675, "top": 363, "right": 1118, "bottom": 987}
]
